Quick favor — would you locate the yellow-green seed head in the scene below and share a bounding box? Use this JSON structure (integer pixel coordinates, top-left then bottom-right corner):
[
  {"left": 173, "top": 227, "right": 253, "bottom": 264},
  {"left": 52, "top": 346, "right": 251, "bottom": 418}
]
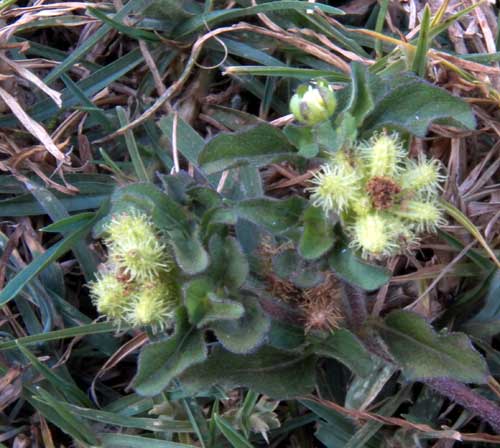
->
[
  {"left": 290, "top": 81, "right": 336, "bottom": 126},
  {"left": 392, "top": 200, "right": 446, "bottom": 232},
  {"left": 359, "top": 132, "right": 405, "bottom": 178},
  {"left": 307, "top": 163, "right": 361, "bottom": 214},
  {"left": 399, "top": 158, "right": 445, "bottom": 196},
  {"left": 89, "top": 272, "right": 131, "bottom": 321},
  {"left": 349, "top": 213, "right": 399, "bottom": 258},
  {"left": 112, "top": 239, "right": 168, "bottom": 281},
  {"left": 106, "top": 212, "right": 156, "bottom": 245},
  {"left": 127, "top": 281, "right": 178, "bottom": 329},
  {"left": 330, "top": 149, "right": 363, "bottom": 173},
  {"left": 106, "top": 212, "right": 170, "bottom": 281},
  {"left": 351, "top": 196, "right": 373, "bottom": 217},
  {"left": 391, "top": 219, "right": 419, "bottom": 249}
]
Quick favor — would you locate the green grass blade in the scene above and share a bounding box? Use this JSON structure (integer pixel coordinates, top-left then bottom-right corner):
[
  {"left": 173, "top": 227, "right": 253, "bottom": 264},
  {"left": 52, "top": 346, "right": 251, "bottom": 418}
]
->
[
  {"left": 438, "top": 230, "right": 493, "bottom": 270},
  {"left": 88, "top": 7, "right": 160, "bottom": 42},
  {"left": 14, "top": 16, "right": 92, "bottom": 33},
  {"left": 103, "top": 393, "right": 153, "bottom": 416},
  {"left": 27, "top": 393, "right": 94, "bottom": 446},
  {"left": 207, "top": 400, "right": 220, "bottom": 448},
  {"left": 0, "top": 0, "right": 16, "bottom": 11},
  {"left": 99, "top": 434, "right": 198, "bottom": 448},
  {"left": 63, "top": 403, "right": 194, "bottom": 432},
  {"left": 26, "top": 182, "right": 99, "bottom": 281},
  {"left": 238, "top": 390, "right": 259, "bottom": 437},
  {"left": 299, "top": 12, "right": 370, "bottom": 58},
  {"left": 175, "top": 1, "right": 344, "bottom": 37},
  {"left": 224, "top": 66, "right": 349, "bottom": 81},
  {"left": 411, "top": 4, "right": 432, "bottom": 76},
  {"left": 214, "top": 414, "right": 254, "bottom": 448},
  {"left": 16, "top": 342, "right": 93, "bottom": 407},
  {"left": 496, "top": 12, "right": 500, "bottom": 50},
  {"left": 60, "top": 73, "right": 113, "bottom": 132},
  {"left": 32, "top": 387, "right": 98, "bottom": 445},
  {"left": 217, "top": 38, "right": 285, "bottom": 67},
  {"left": 345, "top": 387, "right": 409, "bottom": 448},
  {"left": 0, "top": 209, "right": 101, "bottom": 305},
  {"left": 375, "top": 0, "right": 390, "bottom": 58},
  {"left": 98, "top": 147, "right": 130, "bottom": 179},
  {"left": 458, "top": 52, "right": 500, "bottom": 63},
  {"left": 157, "top": 114, "right": 220, "bottom": 186},
  {"left": 43, "top": 0, "right": 145, "bottom": 84},
  {"left": 116, "top": 106, "right": 150, "bottom": 182},
  {"left": 181, "top": 397, "right": 208, "bottom": 448},
  {"left": 0, "top": 191, "right": 109, "bottom": 217},
  {"left": 19, "top": 38, "right": 100, "bottom": 70},
  {"left": 0, "top": 322, "right": 117, "bottom": 351},
  {"left": 41, "top": 213, "right": 96, "bottom": 233},
  {"left": 428, "top": 2, "right": 483, "bottom": 40},
  {"left": 223, "top": 57, "right": 289, "bottom": 115}
]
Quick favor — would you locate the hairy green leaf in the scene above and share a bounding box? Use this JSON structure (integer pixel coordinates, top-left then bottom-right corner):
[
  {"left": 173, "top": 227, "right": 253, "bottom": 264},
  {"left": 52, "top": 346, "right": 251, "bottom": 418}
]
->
[
  {"left": 211, "top": 294, "right": 270, "bottom": 354},
  {"left": 180, "top": 346, "right": 316, "bottom": 399},
  {"left": 169, "top": 227, "right": 210, "bottom": 275},
  {"left": 346, "top": 62, "right": 374, "bottom": 126},
  {"left": 236, "top": 197, "right": 307, "bottom": 234},
  {"left": 363, "top": 75, "right": 476, "bottom": 136},
  {"left": 208, "top": 235, "right": 249, "bottom": 289},
  {"left": 328, "top": 244, "right": 391, "bottom": 291},
  {"left": 184, "top": 277, "right": 244, "bottom": 327},
  {"left": 375, "top": 310, "right": 489, "bottom": 383},
  {"left": 312, "top": 329, "right": 373, "bottom": 377},
  {"left": 283, "top": 125, "right": 319, "bottom": 158},
  {"left": 198, "top": 124, "right": 296, "bottom": 175},
  {"left": 133, "top": 309, "right": 207, "bottom": 396},
  {"left": 299, "top": 206, "right": 336, "bottom": 260}
]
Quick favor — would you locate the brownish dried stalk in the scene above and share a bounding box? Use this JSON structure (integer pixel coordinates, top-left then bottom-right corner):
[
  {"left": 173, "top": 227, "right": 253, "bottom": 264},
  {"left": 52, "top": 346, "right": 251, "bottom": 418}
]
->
[{"left": 305, "top": 395, "right": 500, "bottom": 442}]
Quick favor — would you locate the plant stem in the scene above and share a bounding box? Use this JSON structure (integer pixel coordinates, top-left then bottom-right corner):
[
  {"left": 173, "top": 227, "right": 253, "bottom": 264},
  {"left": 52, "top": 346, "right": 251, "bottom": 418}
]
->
[
  {"left": 375, "top": 0, "right": 390, "bottom": 58},
  {"left": 424, "top": 377, "right": 500, "bottom": 434},
  {"left": 340, "top": 281, "right": 367, "bottom": 332},
  {"left": 259, "top": 295, "right": 303, "bottom": 325}
]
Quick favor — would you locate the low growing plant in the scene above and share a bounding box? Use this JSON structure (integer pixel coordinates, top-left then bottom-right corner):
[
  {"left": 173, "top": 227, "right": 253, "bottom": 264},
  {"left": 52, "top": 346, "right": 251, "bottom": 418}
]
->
[
  {"left": 1, "top": 1, "right": 500, "bottom": 446},
  {"left": 80, "top": 65, "right": 499, "bottom": 438}
]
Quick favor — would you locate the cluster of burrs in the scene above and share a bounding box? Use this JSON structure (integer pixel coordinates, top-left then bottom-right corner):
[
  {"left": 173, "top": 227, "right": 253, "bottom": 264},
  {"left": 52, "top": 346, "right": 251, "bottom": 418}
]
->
[
  {"left": 89, "top": 211, "right": 179, "bottom": 330},
  {"left": 308, "top": 132, "right": 447, "bottom": 258}
]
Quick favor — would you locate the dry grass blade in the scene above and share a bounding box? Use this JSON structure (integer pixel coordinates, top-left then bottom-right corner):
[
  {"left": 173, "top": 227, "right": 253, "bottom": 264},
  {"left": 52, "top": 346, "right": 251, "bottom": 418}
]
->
[
  {"left": 292, "top": 27, "right": 374, "bottom": 65},
  {"left": 0, "top": 86, "right": 67, "bottom": 162},
  {"left": 90, "top": 331, "right": 148, "bottom": 404},
  {"left": 440, "top": 199, "right": 500, "bottom": 269},
  {"left": 38, "top": 414, "right": 56, "bottom": 448},
  {"left": 346, "top": 26, "right": 500, "bottom": 79},
  {"left": 405, "top": 240, "right": 476, "bottom": 312},
  {"left": 2, "top": 2, "right": 93, "bottom": 17},
  {"left": 96, "top": 20, "right": 355, "bottom": 142},
  {"left": 304, "top": 396, "right": 500, "bottom": 443},
  {"left": 0, "top": 54, "right": 62, "bottom": 107},
  {"left": 0, "top": 366, "right": 22, "bottom": 412},
  {"left": 1, "top": 0, "right": 499, "bottom": 444},
  {"left": 432, "top": 52, "right": 500, "bottom": 75}
]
